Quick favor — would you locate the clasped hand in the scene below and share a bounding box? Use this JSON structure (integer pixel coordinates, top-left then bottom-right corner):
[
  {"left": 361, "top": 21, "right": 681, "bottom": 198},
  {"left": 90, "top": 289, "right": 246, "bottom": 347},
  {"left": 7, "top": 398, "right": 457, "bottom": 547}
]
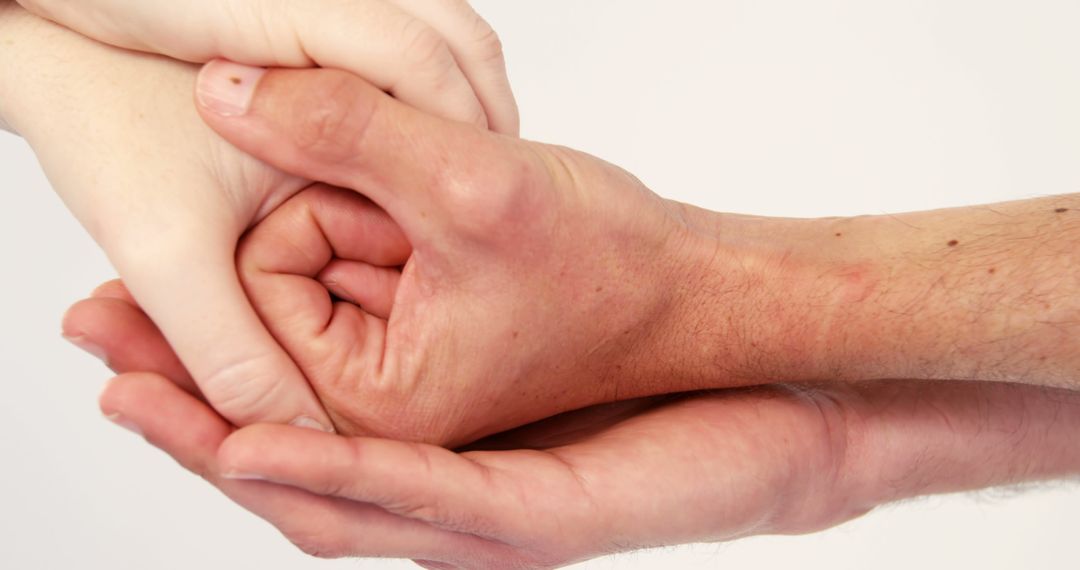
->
[
  {"left": 62, "top": 65, "right": 1080, "bottom": 568},
  {"left": 6, "top": 1, "right": 1080, "bottom": 568}
]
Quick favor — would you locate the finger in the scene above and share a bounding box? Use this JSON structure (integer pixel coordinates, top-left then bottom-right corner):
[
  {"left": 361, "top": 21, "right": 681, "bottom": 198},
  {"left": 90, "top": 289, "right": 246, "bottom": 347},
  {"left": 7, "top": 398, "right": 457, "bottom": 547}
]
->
[
  {"left": 196, "top": 62, "right": 527, "bottom": 239},
  {"left": 318, "top": 260, "right": 401, "bottom": 320},
  {"left": 115, "top": 241, "right": 335, "bottom": 432},
  {"left": 218, "top": 380, "right": 1080, "bottom": 551},
  {"left": 235, "top": 187, "right": 395, "bottom": 431},
  {"left": 279, "top": 0, "right": 491, "bottom": 129},
  {"left": 389, "top": 0, "right": 520, "bottom": 135},
  {"left": 236, "top": 184, "right": 407, "bottom": 337},
  {"left": 20, "top": 0, "right": 492, "bottom": 129},
  {"left": 62, "top": 296, "right": 198, "bottom": 396},
  {"left": 218, "top": 425, "right": 509, "bottom": 538},
  {"left": 90, "top": 279, "right": 136, "bottom": 304},
  {"left": 103, "top": 373, "right": 502, "bottom": 563}
]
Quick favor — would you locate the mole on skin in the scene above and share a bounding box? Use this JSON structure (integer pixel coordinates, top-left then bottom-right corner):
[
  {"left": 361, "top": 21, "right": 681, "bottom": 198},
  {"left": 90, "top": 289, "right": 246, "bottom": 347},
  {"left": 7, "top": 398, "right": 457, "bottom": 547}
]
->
[
  {"left": 1055, "top": 208, "right": 1069, "bottom": 214},
  {"left": 229, "top": 77, "right": 242, "bottom": 85},
  {"left": 947, "top": 240, "right": 959, "bottom": 247}
]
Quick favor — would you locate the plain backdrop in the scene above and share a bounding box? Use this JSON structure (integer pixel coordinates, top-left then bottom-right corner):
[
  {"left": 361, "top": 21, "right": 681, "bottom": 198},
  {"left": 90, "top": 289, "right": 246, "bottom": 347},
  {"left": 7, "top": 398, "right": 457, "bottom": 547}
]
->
[{"left": 3, "top": 1, "right": 1080, "bottom": 568}]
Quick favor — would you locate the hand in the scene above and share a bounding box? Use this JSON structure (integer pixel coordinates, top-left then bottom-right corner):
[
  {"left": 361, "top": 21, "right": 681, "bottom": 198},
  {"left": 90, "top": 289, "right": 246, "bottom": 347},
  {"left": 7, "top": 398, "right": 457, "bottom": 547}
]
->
[
  {"left": 1, "top": 9, "right": 336, "bottom": 428},
  {"left": 193, "top": 63, "right": 761, "bottom": 445},
  {"left": 66, "top": 285, "right": 1080, "bottom": 568},
  {"left": 14, "top": 0, "right": 518, "bottom": 133}
]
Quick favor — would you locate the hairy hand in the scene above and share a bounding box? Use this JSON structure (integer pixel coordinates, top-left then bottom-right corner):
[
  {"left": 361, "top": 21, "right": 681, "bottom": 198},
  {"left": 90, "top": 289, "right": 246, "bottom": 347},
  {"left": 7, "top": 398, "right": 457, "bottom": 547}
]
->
[{"left": 194, "top": 65, "right": 732, "bottom": 445}]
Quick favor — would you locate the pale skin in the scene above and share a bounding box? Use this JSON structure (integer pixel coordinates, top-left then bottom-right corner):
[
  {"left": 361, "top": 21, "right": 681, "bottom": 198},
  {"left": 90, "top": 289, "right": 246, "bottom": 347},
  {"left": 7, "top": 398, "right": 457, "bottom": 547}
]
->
[
  {"left": 13, "top": 0, "right": 519, "bottom": 133},
  {"left": 0, "top": 1, "right": 515, "bottom": 432}
]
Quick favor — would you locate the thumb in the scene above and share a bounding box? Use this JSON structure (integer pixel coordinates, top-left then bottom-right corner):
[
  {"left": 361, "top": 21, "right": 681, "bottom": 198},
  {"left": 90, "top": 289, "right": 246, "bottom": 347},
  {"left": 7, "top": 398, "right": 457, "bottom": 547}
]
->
[
  {"left": 113, "top": 239, "right": 335, "bottom": 432},
  {"left": 193, "top": 60, "right": 525, "bottom": 243}
]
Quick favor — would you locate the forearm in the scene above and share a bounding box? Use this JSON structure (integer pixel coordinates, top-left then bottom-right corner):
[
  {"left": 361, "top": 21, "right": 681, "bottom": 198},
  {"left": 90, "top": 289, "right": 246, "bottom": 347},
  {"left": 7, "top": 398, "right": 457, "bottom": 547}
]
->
[
  {"left": 663, "top": 194, "right": 1080, "bottom": 391},
  {"left": 823, "top": 194, "right": 1080, "bottom": 385}
]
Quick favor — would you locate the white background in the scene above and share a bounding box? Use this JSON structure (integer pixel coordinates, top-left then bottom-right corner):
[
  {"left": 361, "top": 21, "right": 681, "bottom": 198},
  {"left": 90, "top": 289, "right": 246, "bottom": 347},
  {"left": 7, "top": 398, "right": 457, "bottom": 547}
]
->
[{"left": 3, "top": 1, "right": 1080, "bottom": 568}]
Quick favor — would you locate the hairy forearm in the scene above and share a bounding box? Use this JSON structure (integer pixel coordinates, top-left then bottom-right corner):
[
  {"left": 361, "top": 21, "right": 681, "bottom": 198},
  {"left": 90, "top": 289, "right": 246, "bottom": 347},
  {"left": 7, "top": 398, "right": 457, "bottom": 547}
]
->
[
  {"left": 825, "top": 194, "right": 1080, "bottom": 385},
  {"left": 779, "top": 379, "right": 1080, "bottom": 535},
  {"left": 653, "top": 194, "right": 1080, "bottom": 393}
]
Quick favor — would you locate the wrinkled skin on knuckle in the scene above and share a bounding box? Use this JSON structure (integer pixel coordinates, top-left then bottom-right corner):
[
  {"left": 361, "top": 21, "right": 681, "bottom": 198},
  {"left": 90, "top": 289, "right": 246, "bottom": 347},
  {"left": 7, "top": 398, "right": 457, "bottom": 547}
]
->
[
  {"left": 290, "top": 73, "right": 375, "bottom": 166},
  {"left": 401, "top": 18, "right": 456, "bottom": 83},
  {"left": 466, "top": 10, "right": 506, "bottom": 66},
  {"left": 199, "top": 354, "right": 289, "bottom": 424}
]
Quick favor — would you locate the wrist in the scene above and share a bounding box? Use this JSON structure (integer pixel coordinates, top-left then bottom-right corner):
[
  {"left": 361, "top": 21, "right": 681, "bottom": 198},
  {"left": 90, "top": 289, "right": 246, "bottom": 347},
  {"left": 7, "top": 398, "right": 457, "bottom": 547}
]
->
[
  {"left": 0, "top": 3, "right": 79, "bottom": 138},
  {"left": 647, "top": 203, "right": 875, "bottom": 391},
  {"left": 0, "top": 1, "right": 22, "bottom": 134}
]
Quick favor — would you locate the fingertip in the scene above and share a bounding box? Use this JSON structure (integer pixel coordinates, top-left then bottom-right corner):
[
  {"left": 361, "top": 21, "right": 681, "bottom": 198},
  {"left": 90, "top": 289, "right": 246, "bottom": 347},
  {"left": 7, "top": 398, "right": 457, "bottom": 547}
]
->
[
  {"left": 90, "top": 279, "right": 134, "bottom": 302},
  {"left": 98, "top": 372, "right": 163, "bottom": 418},
  {"left": 60, "top": 297, "right": 99, "bottom": 340},
  {"left": 195, "top": 59, "right": 268, "bottom": 118},
  {"left": 218, "top": 424, "right": 330, "bottom": 477}
]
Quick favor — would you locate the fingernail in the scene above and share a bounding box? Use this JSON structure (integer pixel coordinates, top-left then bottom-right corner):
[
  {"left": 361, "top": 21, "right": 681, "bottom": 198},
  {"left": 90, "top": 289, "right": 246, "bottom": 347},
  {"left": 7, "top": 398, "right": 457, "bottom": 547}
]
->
[
  {"left": 196, "top": 59, "right": 267, "bottom": 117},
  {"left": 105, "top": 412, "right": 143, "bottom": 437},
  {"left": 221, "top": 471, "right": 266, "bottom": 481},
  {"left": 290, "top": 415, "right": 336, "bottom": 433},
  {"left": 63, "top": 333, "right": 109, "bottom": 366}
]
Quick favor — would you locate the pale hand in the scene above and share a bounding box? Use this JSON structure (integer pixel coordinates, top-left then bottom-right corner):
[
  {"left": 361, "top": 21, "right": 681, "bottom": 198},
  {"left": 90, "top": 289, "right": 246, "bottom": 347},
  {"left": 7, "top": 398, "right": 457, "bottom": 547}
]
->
[{"left": 14, "top": 0, "right": 518, "bottom": 133}]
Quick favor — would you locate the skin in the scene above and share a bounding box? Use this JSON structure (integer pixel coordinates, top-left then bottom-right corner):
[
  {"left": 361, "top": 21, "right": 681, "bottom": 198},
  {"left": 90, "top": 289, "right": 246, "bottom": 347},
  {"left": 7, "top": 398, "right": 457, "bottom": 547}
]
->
[
  {"left": 0, "top": 3, "right": 514, "bottom": 432},
  {"left": 8, "top": 3, "right": 1077, "bottom": 564},
  {"left": 13, "top": 0, "right": 519, "bottom": 133},
  {"left": 65, "top": 283, "right": 1080, "bottom": 568},
  {"left": 179, "top": 64, "right": 1080, "bottom": 447}
]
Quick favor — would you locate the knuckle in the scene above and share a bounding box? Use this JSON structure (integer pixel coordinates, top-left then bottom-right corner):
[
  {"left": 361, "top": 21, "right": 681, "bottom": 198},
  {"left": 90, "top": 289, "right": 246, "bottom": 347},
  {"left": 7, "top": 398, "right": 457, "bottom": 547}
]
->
[
  {"left": 199, "top": 355, "right": 286, "bottom": 424},
  {"left": 468, "top": 13, "right": 506, "bottom": 66},
  {"left": 291, "top": 73, "right": 375, "bottom": 164},
  {"left": 443, "top": 146, "right": 552, "bottom": 241},
  {"left": 400, "top": 19, "right": 459, "bottom": 93},
  {"left": 401, "top": 19, "right": 453, "bottom": 70}
]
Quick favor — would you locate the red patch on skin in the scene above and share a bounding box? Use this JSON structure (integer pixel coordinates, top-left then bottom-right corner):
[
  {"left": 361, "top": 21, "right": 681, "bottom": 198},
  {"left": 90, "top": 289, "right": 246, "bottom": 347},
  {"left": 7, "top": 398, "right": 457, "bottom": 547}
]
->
[{"left": 833, "top": 264, "right": 879, "bottom": 304}]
